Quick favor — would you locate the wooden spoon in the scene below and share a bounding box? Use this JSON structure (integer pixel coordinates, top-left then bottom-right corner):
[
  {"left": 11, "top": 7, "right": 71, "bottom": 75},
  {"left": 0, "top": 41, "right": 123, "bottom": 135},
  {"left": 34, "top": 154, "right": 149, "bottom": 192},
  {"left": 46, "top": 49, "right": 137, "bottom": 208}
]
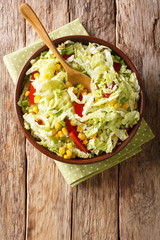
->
[{"left": 19, "top": 3, "right": 91, "bottom": 92}]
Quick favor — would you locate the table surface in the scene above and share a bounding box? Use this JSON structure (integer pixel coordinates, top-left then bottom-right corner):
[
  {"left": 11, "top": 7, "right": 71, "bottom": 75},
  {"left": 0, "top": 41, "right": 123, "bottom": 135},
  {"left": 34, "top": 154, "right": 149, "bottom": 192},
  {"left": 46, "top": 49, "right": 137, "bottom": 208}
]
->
[{"left": 1, "top": 0, "right": 160, "bottom": 239}]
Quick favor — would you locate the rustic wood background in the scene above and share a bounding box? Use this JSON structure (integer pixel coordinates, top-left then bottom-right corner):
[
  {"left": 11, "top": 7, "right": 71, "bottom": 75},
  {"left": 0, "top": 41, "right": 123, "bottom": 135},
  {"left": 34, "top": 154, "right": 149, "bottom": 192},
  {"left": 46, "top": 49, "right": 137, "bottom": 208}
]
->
[{"left": 0, "top": 0, "right": 159, "bottom": 239}]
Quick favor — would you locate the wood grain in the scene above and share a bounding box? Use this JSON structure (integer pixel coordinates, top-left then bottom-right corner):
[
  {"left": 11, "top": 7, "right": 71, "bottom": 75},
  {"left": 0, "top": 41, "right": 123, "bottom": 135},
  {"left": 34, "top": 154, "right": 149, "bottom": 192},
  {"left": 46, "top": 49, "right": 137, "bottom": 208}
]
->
[
  {"left": 72, "top": 170, "right": 118, "bottom": 240},
  {"left": 26, "top": 145, "right": 72, "bottom": 240},
  {"left": 0, "top": 0, "right": 26, "bottom": 240},
  {"left": 25, "top": 1, "right": 72, "bottom": 239},
  {"left": 116, "top": 0, "right": 160, "bottom": 239},
  {"left": 69, "top": 1, "right": 118, "bottom": 239},
  {"left": 1, "top": 0, "right": 160, "bottom": 240},
  {"left": 69, "top": 0, "right": 116, "bottom": 43}
]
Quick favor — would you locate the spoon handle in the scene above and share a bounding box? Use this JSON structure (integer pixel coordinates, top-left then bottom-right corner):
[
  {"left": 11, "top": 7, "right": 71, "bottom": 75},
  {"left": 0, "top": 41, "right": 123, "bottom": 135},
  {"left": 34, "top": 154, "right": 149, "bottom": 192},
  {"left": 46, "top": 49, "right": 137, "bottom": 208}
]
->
[{"left": 19, "top": 3, "right": 70, "bottom": 71}]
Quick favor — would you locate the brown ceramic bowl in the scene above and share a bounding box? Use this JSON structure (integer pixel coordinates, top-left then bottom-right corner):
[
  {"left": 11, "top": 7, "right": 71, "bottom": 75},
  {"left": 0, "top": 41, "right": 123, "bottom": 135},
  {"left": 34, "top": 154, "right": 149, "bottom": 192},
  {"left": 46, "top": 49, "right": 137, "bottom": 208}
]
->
[{"left": 15, "top": 35, "right": 144, "bottom": 164}]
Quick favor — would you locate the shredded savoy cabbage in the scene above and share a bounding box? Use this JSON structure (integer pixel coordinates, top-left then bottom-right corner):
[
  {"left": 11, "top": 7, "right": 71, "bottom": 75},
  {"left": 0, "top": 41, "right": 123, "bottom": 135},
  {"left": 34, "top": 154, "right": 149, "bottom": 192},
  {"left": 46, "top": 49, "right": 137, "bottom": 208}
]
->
[{"left": 18, "top": 41, "right": 140, "bottom": 159}]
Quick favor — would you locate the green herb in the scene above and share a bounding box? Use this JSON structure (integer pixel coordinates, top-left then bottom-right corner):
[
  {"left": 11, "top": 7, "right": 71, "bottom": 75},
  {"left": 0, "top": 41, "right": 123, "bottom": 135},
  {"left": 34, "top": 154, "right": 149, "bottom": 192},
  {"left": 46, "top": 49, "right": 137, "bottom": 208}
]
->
[
  {"left": 82, "top": 70, "right": 89, "bottom": 76},
  {"left": 71, "top": 139, "right": 76, "bottom": 147},
  {"left": 21, "top": 99, "right": 29, "bottom": 106},
  {"left": 54, "top": 110, "right": 63, "bottom": 117},
  {"left": 40, "top": 51, "right": 47, "bottom": 58},
  {"left": 23, "top": 74, "right": 32, "bottom": 88},
  {"left": 114, "top": 55, "right": 121, "bottom": 61},
  {"left": 29, "top": 74, "right": 32, "bottom": 80},
  {"left": 90, "top": 153, "right": 95, "bottom": 158},
  {"left": 120, "top": 59, "right": 125, "bottom": 65},
  {"left": 60, "top": 120, "right": 66, "bottom": 127},
  {"left": 66, "top": 50, "right": 74, "bottom": 55},
  {"left": 77, "top": 84, "right": 82, "bottom": 89},
  {"left": 65, "top": 45, "right": 74, "bottom": 55},
  {"left": 61, "top": 49, "right": 66, "bottom": 56},
  {"left": 120, "top": 124, "right": 125, "bottom": 129},
  {"left": 120, "top": 97, "right": 127, "bottom": 104},
  {"left": 77, "top": 91, "right": 80, "bottom": 99},
  {"left": 25, "top": 107, "right": 30, "bottom": 111},
  {"left": 53, "top": 137, "right": 58, "bottom": 144}
]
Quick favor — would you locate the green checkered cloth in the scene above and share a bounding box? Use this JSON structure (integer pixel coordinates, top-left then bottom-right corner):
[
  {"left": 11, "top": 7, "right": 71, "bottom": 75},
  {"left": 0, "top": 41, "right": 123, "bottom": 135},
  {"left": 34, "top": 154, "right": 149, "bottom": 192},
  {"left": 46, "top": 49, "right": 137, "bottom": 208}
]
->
[{"left": 3, "top": 19, "right": 154, "bottom": 187}]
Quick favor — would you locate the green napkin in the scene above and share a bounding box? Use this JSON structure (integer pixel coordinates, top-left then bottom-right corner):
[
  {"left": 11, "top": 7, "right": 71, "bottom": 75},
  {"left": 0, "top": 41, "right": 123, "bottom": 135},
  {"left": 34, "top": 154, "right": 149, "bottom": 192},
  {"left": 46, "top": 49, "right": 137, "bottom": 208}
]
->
[{"left": 3, "top": 19, "right": 155, "bottom": 187}]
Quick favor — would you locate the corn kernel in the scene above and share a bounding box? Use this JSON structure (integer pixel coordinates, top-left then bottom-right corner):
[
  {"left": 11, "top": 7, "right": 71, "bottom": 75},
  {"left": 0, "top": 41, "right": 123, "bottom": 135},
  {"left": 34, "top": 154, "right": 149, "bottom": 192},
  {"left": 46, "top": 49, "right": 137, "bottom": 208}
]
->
[
  {"left": 25, "top": 91, "right": 30, "bottom": 97},
  {"left": 32, "top": 106, "right": 38, "bottom": 114},
  {"left": 58, "top": 130, "right": 65, "bottom": 138},
  {"left": 122, "top": 103, "right": 129, "bottom": 110},
  {"left": 114, "top": 103, "right": 119, "bottom": 109},
  {"left": 64, "top": 154, "right": 69, "bottom": 159},
  {"left": 73, "top": 88, "right": 78, "bottom": 94},
  {"left": 55, "top": 63, "right": 61, "bottom": 71},
  {"left": 55, "top": 122, "right": 62, "bottom": 130},
  {"left": 55, "top": 133, "right": 60, "bottom": 140},
  {"left": 90, "top": 133, "right": 97, "bottom": 138},
  {"left": 66, "top": 150, "right": 72, "bottom": 158},
  {"left": 82, "top": 89, "right": 87, "bottom": 95},
  {"left": 52, "top": 129, "right": 56, "bottom": 135},
  {"left": 70, "top": 120, "right": 76, "bottom": 126},
  {"left": 66, "top": 142, "right": 72, "bottom": 149},
  {"left": 62, "top": 127, "right": 68, "bottom": 136},
  {"left": 77, "top": 125, "right": 83, "bottom": 132},
  {"left": 66, "top": 81, "right": 73, "bottom": 88},
  {"left": 59, "top": 147, "right": 66, "bottom": 155},
  {"left": 109, "top": 100, "right": 116, "bottom": 106},
  {"left": 83, "top": 139, "right": 88, "bottom": 145},
  {"left": 34, "top": 96, "right": 41, "bottom": 104},
  {"left": 134, "top": 101, "right": 138, "bottom": 109},
  {"left": 78, "top": 132, "right": 86, "bottom": 141},
  {"left": 34, "top": 73, "right": 40, "bottom": 78}
]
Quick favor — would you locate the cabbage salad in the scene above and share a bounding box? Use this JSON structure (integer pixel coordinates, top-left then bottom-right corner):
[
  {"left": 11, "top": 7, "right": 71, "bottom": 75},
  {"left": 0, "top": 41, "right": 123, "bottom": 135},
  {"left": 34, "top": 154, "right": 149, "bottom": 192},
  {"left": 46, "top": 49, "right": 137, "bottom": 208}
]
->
[{"left": 18, "top": 41, "right": 140, "bottom": 159}]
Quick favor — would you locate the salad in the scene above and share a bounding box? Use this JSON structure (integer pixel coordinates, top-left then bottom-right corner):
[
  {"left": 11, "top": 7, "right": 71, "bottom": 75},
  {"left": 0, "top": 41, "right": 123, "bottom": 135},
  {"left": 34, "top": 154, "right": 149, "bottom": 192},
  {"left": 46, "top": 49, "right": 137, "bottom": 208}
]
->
[{"left": 18, "top": 41, "right": 140, "bottom": 159}]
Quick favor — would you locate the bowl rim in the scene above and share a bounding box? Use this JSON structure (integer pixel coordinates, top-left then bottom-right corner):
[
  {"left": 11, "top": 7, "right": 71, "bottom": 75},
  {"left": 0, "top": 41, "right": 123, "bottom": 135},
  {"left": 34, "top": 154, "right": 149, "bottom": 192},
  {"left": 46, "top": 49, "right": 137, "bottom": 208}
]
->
[{"left": 15, "top": 35, "right": 144, "bottom": 165}]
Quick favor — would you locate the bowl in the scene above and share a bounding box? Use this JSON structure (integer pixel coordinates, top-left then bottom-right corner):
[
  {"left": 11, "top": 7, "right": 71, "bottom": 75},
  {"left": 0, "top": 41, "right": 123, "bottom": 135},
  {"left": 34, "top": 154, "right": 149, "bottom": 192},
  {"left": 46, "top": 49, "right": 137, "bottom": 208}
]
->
[{"left": 15, "top": 35, "right": 144, "bottom": 164}]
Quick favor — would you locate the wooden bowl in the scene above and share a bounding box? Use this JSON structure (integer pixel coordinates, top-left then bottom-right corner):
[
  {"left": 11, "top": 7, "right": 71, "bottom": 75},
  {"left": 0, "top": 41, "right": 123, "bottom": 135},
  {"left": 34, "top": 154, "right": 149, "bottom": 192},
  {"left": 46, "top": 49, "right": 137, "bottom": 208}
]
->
[{"left": 15, "top": 35, "right": 144, "bottom": 164}]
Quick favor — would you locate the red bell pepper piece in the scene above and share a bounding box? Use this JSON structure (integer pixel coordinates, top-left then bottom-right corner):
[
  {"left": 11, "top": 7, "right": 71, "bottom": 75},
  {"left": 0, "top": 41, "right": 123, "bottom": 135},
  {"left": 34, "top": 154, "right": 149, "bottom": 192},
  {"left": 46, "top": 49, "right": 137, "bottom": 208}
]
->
[
  {"left": 126, "top": 125, "right": 131, "bottom": 132},
  {"left": 73, "top": 102, "right": 84, "bottom": 117},
  {"left": 78, "top": 93, "right": 83, "bottom": 101},
  {"left": 113, "top": 62, "right": 121, "bottom": 73},
  {"left": 73, "top": 93, "right": 84, "bottom": 117},
  {"left": 29, "top": 71, "right": 39, "bottom": 105},
  {"left": 63, "top": 53, "right": 74, "bottom": 60},
  {"left": 36, "top": 119, "right": 42, "bottom": 125},
  {"left": 65, "top": 119, "right": 78, "bottom": 136},
  {"left": 69, "top": 132, "right": 88, "bottom": 154},
  {"left": 29, "top": 83, "right": 35, "bottom": 105},
  {"left": 103, "top": 93, "right": 111, "bottom": 98}
]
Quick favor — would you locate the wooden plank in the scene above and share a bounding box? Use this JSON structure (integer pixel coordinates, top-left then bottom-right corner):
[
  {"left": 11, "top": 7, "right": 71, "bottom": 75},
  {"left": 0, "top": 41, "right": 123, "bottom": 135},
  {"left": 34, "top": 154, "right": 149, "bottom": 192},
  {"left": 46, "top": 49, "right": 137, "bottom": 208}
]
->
[
  {"left": 25, "top": 1, "right": 72, "bottom": 239},
  {"left": 69, "top": 0, "right": 116, "bottom": 42},
  {"left": 0, "top": 1, "right": 26, "bottom": 240},
  {"left": 69, "top": 1, "right": 118, "bottom": 239},
  {"left": 72, "top": 169, "right": 118, "bottom": 240},
  {"left": 117, "top": 0, "right": 160, "bottom": 239}
]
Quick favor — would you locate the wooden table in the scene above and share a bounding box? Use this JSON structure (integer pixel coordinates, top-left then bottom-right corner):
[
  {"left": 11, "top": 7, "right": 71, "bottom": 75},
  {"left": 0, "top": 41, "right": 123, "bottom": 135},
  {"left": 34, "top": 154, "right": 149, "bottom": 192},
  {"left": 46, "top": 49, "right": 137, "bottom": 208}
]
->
[{"left": 1, "top": 0, "right": 159, "bottom": 239}]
